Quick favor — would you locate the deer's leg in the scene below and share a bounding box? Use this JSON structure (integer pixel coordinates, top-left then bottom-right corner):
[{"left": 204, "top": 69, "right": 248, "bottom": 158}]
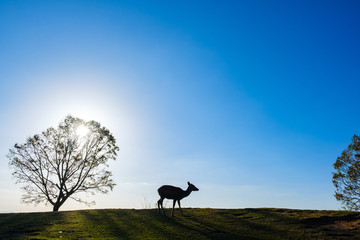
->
[
  {"left": 177, "top": 200, "right": 184, "bottom": 216},
  {"left": 158, "top": 198, "right": 165, "bottom": 215},
  {"left": 171, "top": 199, "right": 176, "bottom": 217}
]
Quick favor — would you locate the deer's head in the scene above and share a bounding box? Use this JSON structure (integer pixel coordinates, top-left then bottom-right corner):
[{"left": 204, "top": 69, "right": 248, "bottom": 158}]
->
[{"left": 188, "top": 181, "right": 199, "bottom": 191}]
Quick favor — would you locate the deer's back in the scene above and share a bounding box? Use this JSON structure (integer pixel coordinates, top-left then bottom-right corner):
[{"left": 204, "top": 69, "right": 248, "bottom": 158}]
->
[{"left": 158, "top": 185, "right": 184, "bottom": 200}]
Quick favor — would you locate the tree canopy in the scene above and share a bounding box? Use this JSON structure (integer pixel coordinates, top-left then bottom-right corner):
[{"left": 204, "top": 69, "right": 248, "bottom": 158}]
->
[
  {"left": 7, "top": 115, "right": 119, "bottom": 211},
  {"left": 333, "top": 134, "right": 360, "bottom": 210}
]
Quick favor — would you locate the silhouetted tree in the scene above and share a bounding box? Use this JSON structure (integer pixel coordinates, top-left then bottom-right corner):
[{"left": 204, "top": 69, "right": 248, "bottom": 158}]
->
[
  {"left": 7, "top": 115, "right": 119, "bottom": 211},
  {"left": 333, "top": 134, "right": 360, "bottom": 210}
]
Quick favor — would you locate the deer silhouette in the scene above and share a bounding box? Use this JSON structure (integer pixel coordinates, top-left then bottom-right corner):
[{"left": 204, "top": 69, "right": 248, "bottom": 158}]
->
[{"left": 157, "top": 181, "right": 199, "bottom": 216}]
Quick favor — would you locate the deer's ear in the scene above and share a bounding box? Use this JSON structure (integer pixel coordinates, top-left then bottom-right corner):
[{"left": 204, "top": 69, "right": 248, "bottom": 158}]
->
[{"left": 188, "top": 181, "right": 190, "bottom": 185}]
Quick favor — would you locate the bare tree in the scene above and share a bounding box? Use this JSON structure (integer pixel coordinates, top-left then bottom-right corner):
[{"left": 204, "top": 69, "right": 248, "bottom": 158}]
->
[{"left": 7, "top": 115, "right": 119, "bottom": 211}]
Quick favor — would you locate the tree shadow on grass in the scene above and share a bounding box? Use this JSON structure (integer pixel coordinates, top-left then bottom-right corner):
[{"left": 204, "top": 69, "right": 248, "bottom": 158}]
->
[
  {"left": 0, "top": 211, "right": 67, "bottom": 239},
  {"left": 144, "top": 208, "right": 263, "bottom": 239},
  {"left": 78, "top": 209, "right": 209, "bottom": 239},
  {"left": 171, "top": 208, "right": 312, "bottom": 240},
  {"left": 79, "top": 208, "right": 252, "bottom": 239},
  {"left": 78, "top": 210, "right": 131, "bottom": 239},
  {"left": 173, "top": 209, "right": 270, "bottom": 240},
  {"left": 148, "top": 208, "right": 299, "bottom": 239},
  {"left": 4, "top": 208, "right": 358, "bottom": 239}
]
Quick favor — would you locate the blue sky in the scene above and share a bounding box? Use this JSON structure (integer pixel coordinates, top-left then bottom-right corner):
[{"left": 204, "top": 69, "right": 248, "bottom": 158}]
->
[{"left": 1, "top": 0, "right": 360, "bottom": 212}]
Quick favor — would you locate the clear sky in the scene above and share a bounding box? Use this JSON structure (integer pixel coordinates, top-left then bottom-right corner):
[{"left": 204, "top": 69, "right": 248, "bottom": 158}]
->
[{"left": 1, "top": 0, "right": 359, "bottom": 212}]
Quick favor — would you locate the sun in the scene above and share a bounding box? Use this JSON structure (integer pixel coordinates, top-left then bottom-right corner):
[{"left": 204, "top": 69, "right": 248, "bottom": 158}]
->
[{"left": 76, "top": 124, "right": 89, "bottom": 138}]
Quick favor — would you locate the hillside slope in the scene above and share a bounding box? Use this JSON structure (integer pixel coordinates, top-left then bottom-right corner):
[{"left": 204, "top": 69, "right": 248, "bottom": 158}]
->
[{"left": 1, "top": 208, "right": 360, "bottom": 239}]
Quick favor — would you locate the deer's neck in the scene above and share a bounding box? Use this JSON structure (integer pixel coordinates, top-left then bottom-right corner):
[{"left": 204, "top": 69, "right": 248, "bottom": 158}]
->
[{"left": 183, "top": 187, "right": 192, "bottom": 198}]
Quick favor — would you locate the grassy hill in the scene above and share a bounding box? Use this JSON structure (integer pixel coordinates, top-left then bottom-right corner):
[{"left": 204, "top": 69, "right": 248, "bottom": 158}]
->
[{"left": 1, "top": 208, "right": 360, "bottom": 239}]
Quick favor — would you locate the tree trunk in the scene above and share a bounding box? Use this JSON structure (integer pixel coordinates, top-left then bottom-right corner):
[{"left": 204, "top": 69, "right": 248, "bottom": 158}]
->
[
  {"left": 52, "top": 194, "right": 70, "bottom": 211},
  {"left": 53, "top": 202, "right": 61, "bottom": 212}
]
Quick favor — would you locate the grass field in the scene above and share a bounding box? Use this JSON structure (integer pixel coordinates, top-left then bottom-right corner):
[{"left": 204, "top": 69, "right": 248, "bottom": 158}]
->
[{"left": 1, "top": 208, "right": 360, "bottom": 239}]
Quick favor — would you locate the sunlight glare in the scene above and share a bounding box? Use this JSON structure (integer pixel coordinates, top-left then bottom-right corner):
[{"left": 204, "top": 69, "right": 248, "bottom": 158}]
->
[{"left": 76, "top": 124, "right": 89, "bottom": 138}]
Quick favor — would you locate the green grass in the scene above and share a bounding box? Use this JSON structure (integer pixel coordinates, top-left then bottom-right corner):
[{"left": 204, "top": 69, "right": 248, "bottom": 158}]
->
[{"left": 1, "top": 208, "right": 360, "bottom": 239}]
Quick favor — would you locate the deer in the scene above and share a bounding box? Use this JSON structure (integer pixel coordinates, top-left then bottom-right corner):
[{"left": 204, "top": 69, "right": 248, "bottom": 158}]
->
[{"left": 157, "top": 181, "right": 199, "bottom": 217}]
